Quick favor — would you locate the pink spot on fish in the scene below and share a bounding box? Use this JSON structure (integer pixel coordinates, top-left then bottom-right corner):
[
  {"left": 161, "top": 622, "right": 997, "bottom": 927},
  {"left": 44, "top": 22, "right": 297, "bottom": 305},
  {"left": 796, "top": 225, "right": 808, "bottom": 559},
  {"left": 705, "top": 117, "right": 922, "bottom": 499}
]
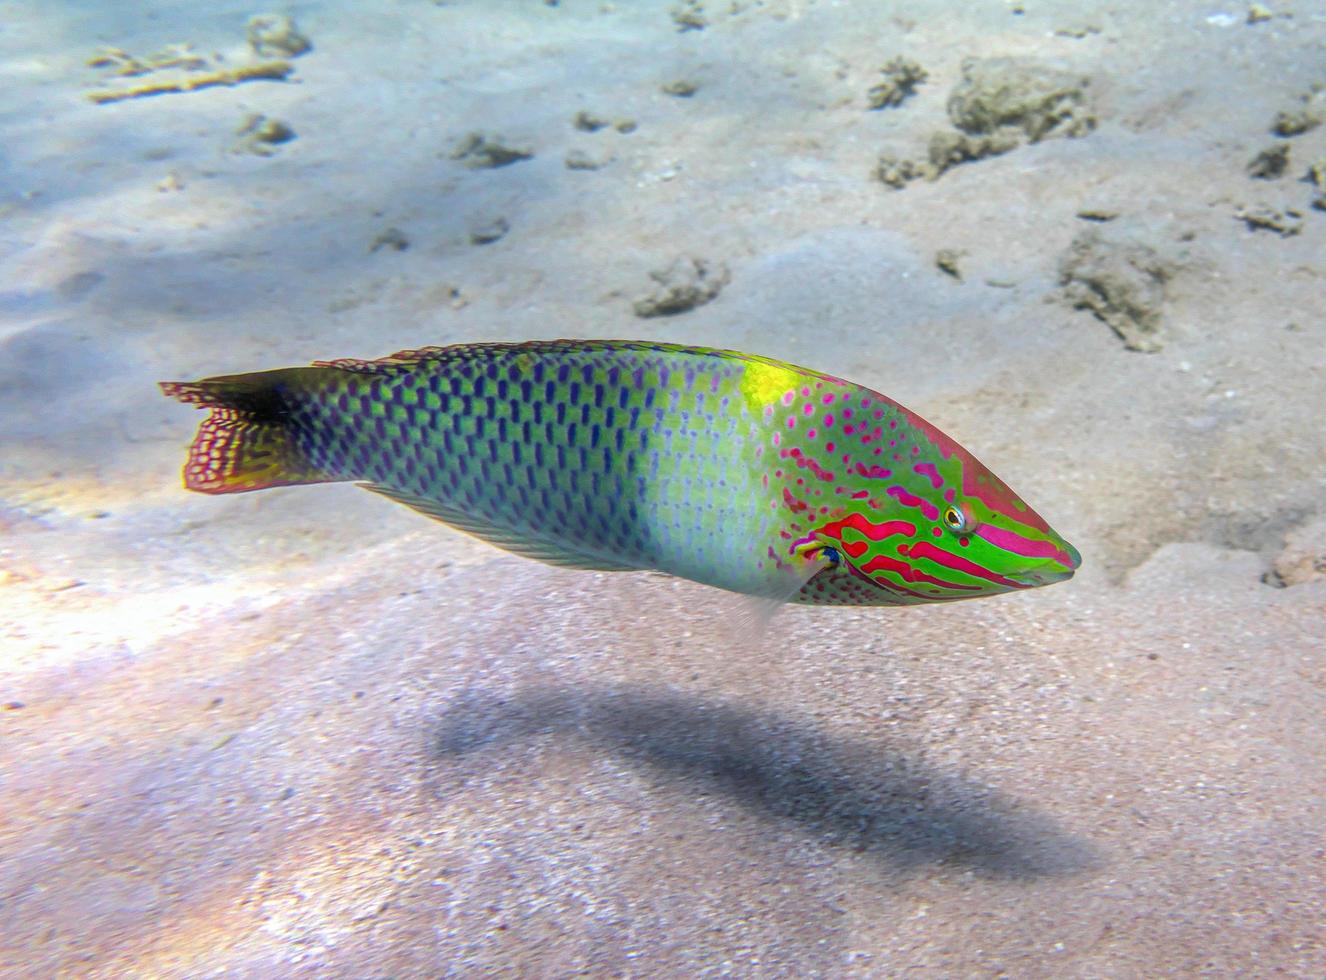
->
[
  {"left": 798, "top": 454, "right": 835, "bottom": 482},
  {"left": 854, "top": 462, "right": 892, "bottom": 479},
  {"left": 887, "top": 485, "right": 940, "bottom": 521},
  {"left": 914, "top": 462, "right": 942, "bottom": 488},
  {"left": 783, "top": 487, "right": 808, "bottom": 513}
]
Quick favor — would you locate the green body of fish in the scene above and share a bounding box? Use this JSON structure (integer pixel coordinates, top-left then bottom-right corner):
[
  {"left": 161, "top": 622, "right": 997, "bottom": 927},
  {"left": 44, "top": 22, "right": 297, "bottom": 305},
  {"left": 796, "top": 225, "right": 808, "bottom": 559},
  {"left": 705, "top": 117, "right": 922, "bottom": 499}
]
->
[{"left": 161, "top": 340, "right": 1079, "bottom": 605}]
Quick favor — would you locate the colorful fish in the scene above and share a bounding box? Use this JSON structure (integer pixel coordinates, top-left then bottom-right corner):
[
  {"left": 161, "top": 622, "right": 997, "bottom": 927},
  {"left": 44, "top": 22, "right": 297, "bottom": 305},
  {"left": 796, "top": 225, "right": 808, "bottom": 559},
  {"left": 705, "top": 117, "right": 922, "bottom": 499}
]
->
[{"left": 160, "top": 340, "right": 1079, "bottom": 605}]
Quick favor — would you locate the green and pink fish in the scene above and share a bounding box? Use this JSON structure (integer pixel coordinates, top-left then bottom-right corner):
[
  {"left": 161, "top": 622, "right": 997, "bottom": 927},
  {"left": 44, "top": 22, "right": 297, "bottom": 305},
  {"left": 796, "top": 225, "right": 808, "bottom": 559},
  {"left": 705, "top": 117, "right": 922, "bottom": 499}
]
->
[{"left": 161, "top": 340, "right": 1079, "bottom": 605}]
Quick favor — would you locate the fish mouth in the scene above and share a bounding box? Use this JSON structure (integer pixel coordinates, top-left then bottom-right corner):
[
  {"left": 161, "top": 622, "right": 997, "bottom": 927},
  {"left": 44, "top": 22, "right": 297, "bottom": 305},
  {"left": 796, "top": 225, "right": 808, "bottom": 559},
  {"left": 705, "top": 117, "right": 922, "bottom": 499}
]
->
[
  {"left": 1011, "top": 542, "right": 1080, "bottom": 587},
  {"left": 1012, "top": 566, "right": 1076, "bottom": 587}
]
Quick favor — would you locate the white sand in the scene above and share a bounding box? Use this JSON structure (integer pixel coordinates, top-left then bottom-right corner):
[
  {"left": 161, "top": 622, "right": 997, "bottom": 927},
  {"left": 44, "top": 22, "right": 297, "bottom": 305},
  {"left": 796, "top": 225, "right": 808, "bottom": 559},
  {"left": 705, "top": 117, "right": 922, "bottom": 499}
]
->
[{"left": 2, "top": 0, "right": 1325, "bottom": 975}]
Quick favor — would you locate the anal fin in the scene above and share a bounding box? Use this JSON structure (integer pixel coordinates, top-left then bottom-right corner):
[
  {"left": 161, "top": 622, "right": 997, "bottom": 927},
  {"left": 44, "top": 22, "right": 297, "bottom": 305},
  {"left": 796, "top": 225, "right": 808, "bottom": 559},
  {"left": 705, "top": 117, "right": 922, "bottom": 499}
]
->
[{"left": 358, "top": 482, "right": 639, "bottom": 572}]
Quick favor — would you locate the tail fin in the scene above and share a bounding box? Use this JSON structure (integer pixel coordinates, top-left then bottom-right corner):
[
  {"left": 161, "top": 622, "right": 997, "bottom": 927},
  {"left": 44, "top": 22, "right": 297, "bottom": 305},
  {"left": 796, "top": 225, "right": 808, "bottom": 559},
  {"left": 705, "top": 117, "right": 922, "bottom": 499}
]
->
[{"left": 158, "top": 369, "right": 336, "bottom": 494}]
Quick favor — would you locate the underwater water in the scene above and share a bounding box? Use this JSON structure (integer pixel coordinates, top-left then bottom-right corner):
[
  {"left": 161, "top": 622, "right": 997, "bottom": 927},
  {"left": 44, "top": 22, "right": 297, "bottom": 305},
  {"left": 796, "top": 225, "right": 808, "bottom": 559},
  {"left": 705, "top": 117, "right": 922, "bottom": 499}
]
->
[{"left": 2, "top": 0, "right": 1326, "bottom": 975}]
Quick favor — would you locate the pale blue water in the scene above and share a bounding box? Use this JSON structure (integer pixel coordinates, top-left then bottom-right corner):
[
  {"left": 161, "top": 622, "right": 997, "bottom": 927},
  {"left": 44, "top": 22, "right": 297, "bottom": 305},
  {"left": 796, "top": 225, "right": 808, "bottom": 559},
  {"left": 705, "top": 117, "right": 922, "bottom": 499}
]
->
[{"left": 2, "top": 1, "right": 1325, "bottom": 975}]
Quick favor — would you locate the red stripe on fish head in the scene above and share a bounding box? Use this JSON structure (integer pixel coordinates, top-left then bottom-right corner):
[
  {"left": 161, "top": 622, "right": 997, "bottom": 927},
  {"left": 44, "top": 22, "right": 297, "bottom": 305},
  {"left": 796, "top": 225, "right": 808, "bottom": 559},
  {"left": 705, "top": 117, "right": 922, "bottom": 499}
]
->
[{"left": 772, "top": 380, "right": 1079, "bottom": 602}]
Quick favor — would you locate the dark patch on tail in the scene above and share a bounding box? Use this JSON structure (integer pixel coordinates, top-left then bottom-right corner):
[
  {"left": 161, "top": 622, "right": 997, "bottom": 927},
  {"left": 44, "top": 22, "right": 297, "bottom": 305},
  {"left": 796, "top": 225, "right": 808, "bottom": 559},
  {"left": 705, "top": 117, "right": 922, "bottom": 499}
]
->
[{"left": 159, "top": 370, "right": 335, "bottom": 494}]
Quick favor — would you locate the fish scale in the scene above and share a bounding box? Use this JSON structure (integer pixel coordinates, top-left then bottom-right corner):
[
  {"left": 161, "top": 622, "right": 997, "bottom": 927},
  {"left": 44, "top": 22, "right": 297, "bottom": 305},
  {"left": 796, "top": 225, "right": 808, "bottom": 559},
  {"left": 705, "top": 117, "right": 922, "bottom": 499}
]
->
[{"left": 160, "top": 339, "right": 1080, "bottom": 606}]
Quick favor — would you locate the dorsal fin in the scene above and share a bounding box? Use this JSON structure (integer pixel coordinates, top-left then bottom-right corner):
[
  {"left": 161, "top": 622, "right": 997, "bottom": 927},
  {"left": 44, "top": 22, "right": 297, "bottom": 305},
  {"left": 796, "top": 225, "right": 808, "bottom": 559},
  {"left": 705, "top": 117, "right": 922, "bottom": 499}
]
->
[{"left": 306, "top": 339, "right": 842, "bottom": 380}]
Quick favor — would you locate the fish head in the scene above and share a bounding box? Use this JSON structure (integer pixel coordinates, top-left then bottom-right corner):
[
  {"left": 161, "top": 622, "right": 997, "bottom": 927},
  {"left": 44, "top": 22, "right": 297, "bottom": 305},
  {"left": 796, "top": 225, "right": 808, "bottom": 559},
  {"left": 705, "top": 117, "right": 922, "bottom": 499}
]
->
[{"left": 801, "top": 408, "right": 1080, "bottom": 604}]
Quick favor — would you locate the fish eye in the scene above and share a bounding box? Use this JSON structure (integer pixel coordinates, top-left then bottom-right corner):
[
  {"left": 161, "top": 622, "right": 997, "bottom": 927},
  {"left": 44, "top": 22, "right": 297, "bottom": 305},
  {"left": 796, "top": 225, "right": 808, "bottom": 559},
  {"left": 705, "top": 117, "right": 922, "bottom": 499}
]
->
[
  {"left": 942, "top": 506, "right": 966, "bottom": 531},
  {"left": 820, "top": 546, "right": 841, "bottom": 567}
]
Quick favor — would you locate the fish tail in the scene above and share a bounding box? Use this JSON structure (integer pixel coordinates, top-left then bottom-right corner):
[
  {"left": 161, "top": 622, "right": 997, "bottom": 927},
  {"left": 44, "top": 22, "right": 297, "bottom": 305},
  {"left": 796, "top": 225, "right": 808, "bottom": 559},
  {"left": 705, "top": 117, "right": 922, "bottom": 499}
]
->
[{"left": 158, "top": 368, "right": 336, "bottom": 494}]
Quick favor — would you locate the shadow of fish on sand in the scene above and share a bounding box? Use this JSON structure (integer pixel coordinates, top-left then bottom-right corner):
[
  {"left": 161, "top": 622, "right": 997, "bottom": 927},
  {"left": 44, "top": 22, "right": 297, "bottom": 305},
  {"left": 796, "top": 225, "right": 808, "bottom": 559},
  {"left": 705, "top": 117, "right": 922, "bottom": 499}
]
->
[{"left": 430, "top": 682, "right": 1100, "bottom": 880}]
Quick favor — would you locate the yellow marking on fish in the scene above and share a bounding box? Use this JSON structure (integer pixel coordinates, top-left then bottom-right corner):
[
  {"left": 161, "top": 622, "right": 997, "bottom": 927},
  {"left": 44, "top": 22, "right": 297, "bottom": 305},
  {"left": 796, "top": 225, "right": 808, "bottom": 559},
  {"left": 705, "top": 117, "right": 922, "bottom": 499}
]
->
[{"left": 740, "top": 360, "right": 802, "bottom": 412}]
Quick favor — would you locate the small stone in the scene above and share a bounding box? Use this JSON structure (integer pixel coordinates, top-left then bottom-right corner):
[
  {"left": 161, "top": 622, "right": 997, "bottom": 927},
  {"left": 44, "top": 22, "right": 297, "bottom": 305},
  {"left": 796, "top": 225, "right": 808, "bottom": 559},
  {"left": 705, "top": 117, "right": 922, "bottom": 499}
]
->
[
  {"left": 1305, "top": 157, "right": 1326, "bottom": 209},
  {"left": 661, "top": 79, "right": 698, "bottom": 97},
  {"left": 1246, "top": 3, "right": 1274, "bottom": 23},
  {"left": 573, "top": 110, "right": 610, "bottom": 132},
  {"left": 633, "top": 257, "right": 729, "bottom": 317},
  {"left": 1272, "top": 107, "right": 1321, "bottom": 137},
  {"left": 934, "top": 249, "right": 964, "bottom": 281},
  {"left": 671, "top": 1, "right": 707, "bottom": 31},
  {"left": 946, "top": 56, "right": 1096, "bottom": 143},
  {"left": 470, "top": 218, "right": 509, "bottom": 245},
  {"left": 1234, "top": 203, "right": 1303, "bottom": 237},
  {"left": 1059, "top": 226, "right": 1171, "bottom": 352},
  {"left": 234, "top": 114, "right": 295, "bottom": 156},
  {"left": 614, "top": 119, "right": 637, "bottom": 134},
  {"left": 1271, "top": 518, "right": 1326, "bottom": 586},
  {"left": 926, "top": 128, "right": 1020, "bottom": 177},
  {"left": 1075, "top": 206, "right": 1119, "bottom": 222},
  {"left": 565, "top": 149, "right": 611, "bottom": 170},
  {"left": 1247, "top": 143, "right": 1290, "bottom": 179},
  {"left": 449, "top": 132, "right": 533, "bottom": 169},
  {"left": 873, "top": 154, "right": 924, "bottom": 188},
  {"left": 246, "top": 14, "right": 312, "bottom": 58},
  {"left": 1054, "top": 23, "right": 1102, "bottom": 38},
  {"left": 1270, "top": 85, "right": 1325, "bottom": 136},
  {"left": 369, "top": 227, "right": 410, "bottom": 252},
  {"left": 866, "top": 57, "right": 927, "bottom": 110}
]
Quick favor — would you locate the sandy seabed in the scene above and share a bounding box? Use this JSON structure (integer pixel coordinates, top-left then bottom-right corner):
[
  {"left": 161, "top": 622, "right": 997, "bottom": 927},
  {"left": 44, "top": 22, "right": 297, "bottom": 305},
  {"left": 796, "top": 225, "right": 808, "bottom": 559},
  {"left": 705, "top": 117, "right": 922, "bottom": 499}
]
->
[{"left": 2, "top": 0, "right": 1325, "bottom": 975}]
